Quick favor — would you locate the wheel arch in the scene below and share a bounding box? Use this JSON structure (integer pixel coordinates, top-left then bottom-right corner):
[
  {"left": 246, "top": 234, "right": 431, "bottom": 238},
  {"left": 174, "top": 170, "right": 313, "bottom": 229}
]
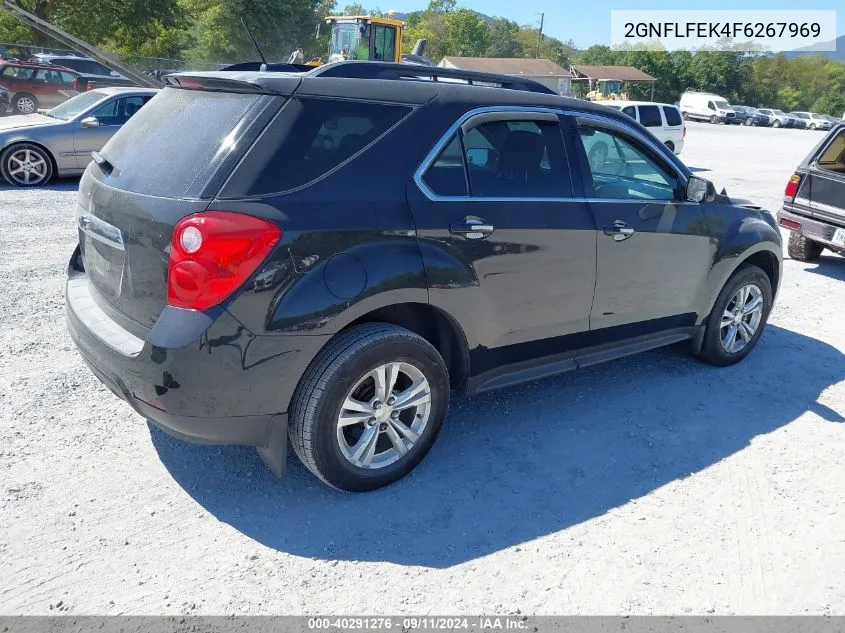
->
[
  {"left": 344, "top": 302, "right": 470, "bottom": 392},
  {"left": 700, "top": 241, "right": 782, "bottom": 323}
]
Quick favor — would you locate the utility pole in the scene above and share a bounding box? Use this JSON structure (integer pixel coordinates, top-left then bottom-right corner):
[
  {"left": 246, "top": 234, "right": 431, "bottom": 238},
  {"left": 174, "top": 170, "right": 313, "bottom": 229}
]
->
[{"left": 536, "top": 12, "right": 544, "bottom": 59}]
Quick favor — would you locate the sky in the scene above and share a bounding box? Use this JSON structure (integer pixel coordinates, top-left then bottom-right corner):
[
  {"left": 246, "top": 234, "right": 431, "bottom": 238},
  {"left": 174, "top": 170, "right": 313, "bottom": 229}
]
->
[{"left": 383, "top": 0, "right": 843, "bottom": 49}]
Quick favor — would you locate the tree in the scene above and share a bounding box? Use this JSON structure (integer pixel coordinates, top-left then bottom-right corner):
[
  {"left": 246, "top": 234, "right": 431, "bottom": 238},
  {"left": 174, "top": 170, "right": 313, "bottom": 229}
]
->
[
  {"left": 443, "top": 8, "right": 487, "bottom": 57},
  {"left": 811, "top": 88, "right": 845, "bottom": 116},
  {"left": 182, "top": 0, "right": 322, "bottom": 64},
  {"left": 427, "top": 0, "right": 455, "bottom": 14},
  {"left": 485, "top": 18, "right": 522, "bottom": 58}
]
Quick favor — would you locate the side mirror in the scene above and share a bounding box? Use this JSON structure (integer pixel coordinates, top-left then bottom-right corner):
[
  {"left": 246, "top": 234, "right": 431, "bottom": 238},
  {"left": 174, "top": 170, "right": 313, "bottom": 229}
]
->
[
  {"left": 465, "top": 147, "right": 490, "bottom": 167},
  {"left": 686, "top": 175, "right": 715, "bottom": 203},
  {"left": 80, "top": 116, "right": 100, "bottom": 128}
]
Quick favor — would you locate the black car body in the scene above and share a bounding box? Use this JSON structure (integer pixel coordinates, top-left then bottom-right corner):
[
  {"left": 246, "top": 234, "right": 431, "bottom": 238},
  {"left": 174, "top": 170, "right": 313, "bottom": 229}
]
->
[
  {"left": 730, "top": 106, "right": 769, "bottom": 126},
  {"left": 778, "top": 122, "right": 845, "bottom": 260},
  {"left": 66, "top": 62, "right": 783, "bottom": 491}
]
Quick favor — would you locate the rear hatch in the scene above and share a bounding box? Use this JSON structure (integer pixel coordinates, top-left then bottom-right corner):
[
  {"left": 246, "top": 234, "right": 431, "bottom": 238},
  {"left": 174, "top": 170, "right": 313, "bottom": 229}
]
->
[{"left": 77, "top": 80, "right": 287, "bottom": 331}]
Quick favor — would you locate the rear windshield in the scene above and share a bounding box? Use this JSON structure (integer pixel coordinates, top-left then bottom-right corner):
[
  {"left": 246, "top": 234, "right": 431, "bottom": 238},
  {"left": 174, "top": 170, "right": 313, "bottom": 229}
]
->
[{"left": 98, "top": 87, "right": 263, "bottom": 198}]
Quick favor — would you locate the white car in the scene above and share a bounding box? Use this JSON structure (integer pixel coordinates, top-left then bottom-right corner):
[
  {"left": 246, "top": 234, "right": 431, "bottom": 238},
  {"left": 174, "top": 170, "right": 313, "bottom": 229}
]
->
[
  {"left": 679, "top": 91, "right": 737, "bottom": 124},
  {"left": 603, "top": 100, "right": 685, "bottom": 155}
]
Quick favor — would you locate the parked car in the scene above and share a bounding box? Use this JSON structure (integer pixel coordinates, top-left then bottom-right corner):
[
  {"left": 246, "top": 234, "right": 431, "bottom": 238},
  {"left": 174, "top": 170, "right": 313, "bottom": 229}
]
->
[
  {"left": 756, "top": 108, "right": 793, "bottom": 128},
  {"left": 807, "top": 112, "right": 832, "bottom": 130},
  {"left": 823, "top": 114, "right": 841, "bottom": 126},
  {"left": 778, "top": 122, "right": 845, "bottom": 260},
  {"left": 603, "top": 100, "right": 685, "bottom": 155},
  {"left": 787, "top": 113, "right": 808, "bottom": 129},
  {"left": 679, "top": 91, "right": 737, "bottom": 124},
  {"left": 0, "top": 86, "right": 156, "bottom": 186},
  {"left": 29, "top": 54, "right": 137, "bottom": 91},
  {"left": 730, "top": 105, "right": 770, "bottom": 126},
  {"left": 789, "top": 111, "right": 831, "bottom": 130},
  {"left": 0, "top": 60, "right": 81, "bottom": 113},
  {"left": 65, "top": 63, "right": 782, "bottom": 491}
]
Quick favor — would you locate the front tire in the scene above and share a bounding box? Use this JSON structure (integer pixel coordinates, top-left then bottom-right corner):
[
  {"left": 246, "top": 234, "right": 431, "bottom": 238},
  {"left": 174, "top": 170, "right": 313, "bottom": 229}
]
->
[
  {"left": 13, "top": 93, "right": 38, "bottom": 114},
  {"left": 773, "top": 120, "right": 782, "bottom": 128},
  {"left": 289, "top": 323, "right": 450, "bottom": 491},
  {"left": 710, "top": 115, "right": 718, "bottom": 124},
  {"left": 787, "top": 232, "right": 823, "bottom": 261},
  {"left": 0, "top": 143, "right": 53, "bottom": 186},
  {"left": 698, "top": 264, "right": 772, "bottom": 367}
]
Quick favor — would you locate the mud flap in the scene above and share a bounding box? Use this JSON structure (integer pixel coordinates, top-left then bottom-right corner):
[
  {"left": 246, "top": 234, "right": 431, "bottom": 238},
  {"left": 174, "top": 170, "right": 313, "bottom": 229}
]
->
[{"left": 256, "top": 413, "right": 288, "bottom": 478}]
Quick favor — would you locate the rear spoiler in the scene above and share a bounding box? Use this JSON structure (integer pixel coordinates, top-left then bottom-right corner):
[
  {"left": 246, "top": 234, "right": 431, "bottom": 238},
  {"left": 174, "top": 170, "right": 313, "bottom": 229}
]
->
[{"left": 163, "top": 72, "right": 302, "bottom": 95}]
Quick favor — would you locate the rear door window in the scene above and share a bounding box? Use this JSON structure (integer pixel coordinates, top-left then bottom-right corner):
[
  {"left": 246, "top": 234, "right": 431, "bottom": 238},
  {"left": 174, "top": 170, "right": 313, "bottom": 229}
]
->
[
  {"left": 638, "top": 105, "right": 663, "bottom": 127},
  {"left": 238, "top": 98, "right": 411, "bottom": 195},
  {"left": 98, "top": 87, "right": 265, "bottom": 198},
  {"left": 462, "top": 118, "right": 571, "bottom": 198},
  {"left": 662, "top": 106, "right": 682, "bottom": 126},
  {"left": 621, "top": 106, "right": 636, "bottom": 119}
]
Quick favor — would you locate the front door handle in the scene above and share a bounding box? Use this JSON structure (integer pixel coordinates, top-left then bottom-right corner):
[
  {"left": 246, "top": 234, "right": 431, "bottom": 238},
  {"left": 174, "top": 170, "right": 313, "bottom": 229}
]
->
[
  {"left": 450, "top": 217, "right": 494, "bottom": 240},
  {"left": 603, "top": 220, "right": 635, "bottom": 242}
]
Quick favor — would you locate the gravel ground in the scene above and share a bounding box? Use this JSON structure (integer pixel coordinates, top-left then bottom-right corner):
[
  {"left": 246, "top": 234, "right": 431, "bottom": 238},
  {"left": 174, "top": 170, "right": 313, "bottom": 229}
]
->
[{"left": 1, "top": 122, "right": 843, "bottom": 616}]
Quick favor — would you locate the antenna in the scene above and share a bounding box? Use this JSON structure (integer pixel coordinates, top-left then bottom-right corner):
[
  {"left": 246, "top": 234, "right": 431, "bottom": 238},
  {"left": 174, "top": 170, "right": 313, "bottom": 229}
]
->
[{"left": 241, "top": 18, "right": 268, "bottom": 70}]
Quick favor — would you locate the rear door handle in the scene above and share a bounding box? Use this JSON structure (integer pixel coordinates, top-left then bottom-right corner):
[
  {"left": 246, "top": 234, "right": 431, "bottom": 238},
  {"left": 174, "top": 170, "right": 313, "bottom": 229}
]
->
[
  {"left": 603, "top": 220, "right": 635, "bottom": 242},
  {"left": 450, "top": 217, "right": 494, "bottom": 240}
]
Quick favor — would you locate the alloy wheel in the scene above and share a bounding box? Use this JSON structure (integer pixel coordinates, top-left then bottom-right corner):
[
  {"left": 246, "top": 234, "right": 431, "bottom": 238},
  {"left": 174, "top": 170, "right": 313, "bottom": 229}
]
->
[
  {"left": 6, "top": 148, "right": 48, "bottom": 185},
  {"left": 720, "top": 283, "right": 764, "bottom": 354},
  {"left": 15, "top": 96, "right": 36, "bottom": 114},
  {"left": 336, "top": 361, "right": 432, "bottom": 470}
]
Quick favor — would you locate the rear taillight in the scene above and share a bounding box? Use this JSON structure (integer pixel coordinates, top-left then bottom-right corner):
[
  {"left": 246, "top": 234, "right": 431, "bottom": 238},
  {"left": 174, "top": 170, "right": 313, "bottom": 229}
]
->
[
  {"left": 167, "top": 211, "right": 282, "bottom": 311},
  {"left": 784, "top": 174, "right": 801, "bottom": 201},
  {"left": 779, "top": 217, "right": 801, "bottom": 230}
]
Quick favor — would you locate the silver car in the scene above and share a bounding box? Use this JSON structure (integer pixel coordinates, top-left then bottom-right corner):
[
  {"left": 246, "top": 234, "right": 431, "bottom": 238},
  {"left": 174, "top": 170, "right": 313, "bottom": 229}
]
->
[{"left": 0, "top": 86, "right": 157, "bottom": 186}]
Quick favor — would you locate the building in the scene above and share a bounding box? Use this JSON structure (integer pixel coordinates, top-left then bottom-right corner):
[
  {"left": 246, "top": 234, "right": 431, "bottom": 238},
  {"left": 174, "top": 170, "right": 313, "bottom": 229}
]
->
[
  {"left": 569, "top": 65, "right": 657, "bottom": 100},
  {"left": 437, "top": 57, "right": 574, "bottom": 96}
]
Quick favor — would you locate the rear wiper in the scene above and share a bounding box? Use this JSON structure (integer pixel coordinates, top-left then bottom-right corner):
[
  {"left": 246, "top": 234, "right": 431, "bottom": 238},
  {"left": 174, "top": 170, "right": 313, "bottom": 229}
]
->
[{"left": 91, "top": 151, "right": 114, "bottom": 175}]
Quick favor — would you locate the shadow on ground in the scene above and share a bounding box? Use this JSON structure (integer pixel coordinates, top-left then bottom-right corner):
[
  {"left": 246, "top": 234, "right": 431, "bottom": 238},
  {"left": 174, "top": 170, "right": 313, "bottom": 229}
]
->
[
  {"left": 150, "top": 324, "right": 844, "bottom": 567},
  {"left": 800, "top": 254, "right": 845, "bottom": 282}
]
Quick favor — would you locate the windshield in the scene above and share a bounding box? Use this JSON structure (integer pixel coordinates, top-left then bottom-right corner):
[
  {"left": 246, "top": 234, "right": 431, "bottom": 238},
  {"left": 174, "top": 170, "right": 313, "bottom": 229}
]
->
[
  {"left": 714, "top": 100, "right": 731, "bottom": 110},
  {"left": 329, "top": 22, "right": 370, "bottom": 62},
  {"left": 46, "top": 91, "right": 106, "bottom": 121},
  {"left": 794, "top": 112, "right": 809, "bottom": 119},
  {"left": 773, "top": 110, "right": 786, "bottom": 115}
]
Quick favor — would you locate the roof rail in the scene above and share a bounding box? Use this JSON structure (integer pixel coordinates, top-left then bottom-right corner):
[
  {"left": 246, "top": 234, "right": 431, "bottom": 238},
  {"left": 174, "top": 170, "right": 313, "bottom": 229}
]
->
[{"left": 309, "top": 61, "right": 557, "bottom": 95}]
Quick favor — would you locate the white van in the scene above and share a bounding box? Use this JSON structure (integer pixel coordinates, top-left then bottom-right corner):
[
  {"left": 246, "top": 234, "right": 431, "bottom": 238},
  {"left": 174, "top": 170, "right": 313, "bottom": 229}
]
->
[
  {"left": 679, "top": 91, "right": 737, "bottom": 124},
  {"left": 603, "top": 100, "right": 686, "bottom": 155}
]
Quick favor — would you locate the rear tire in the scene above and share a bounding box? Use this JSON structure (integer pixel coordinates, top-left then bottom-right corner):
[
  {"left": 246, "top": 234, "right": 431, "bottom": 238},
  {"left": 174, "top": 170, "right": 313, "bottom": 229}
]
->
[
  {"left": 0, "top": 142, "right": 53, "bottom": 186},
  {"left": 289, "top": 323, "right": 450, "bottom": 492},
  {"left": 13, "top": 93, "right": 38, "bottom": 114},
  {"left": 698, "top": 264, "right": 772, "bottom": 367},
  {"left": 664, "top": 141, "right": 675, "bottom": 153},
  {"left": 787, "top": 232, "right": 824, "bottom": 261},
  {"left": 744, "top": 117, "right": 753, "bottom": 126}
]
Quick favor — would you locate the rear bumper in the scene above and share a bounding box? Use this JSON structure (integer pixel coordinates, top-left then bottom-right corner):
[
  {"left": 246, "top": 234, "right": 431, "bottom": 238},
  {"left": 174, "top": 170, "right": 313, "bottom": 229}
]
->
[
  {"left": 66, "top": 271, "right": 329, "bottom": 449},
  {"left": 778, "top": 207, "right": 845, "bottom": 250}
]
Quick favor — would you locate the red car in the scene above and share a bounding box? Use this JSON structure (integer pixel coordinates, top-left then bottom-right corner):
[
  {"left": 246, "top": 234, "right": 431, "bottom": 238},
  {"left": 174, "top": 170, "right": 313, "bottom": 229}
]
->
[{"left": 0, "top": 60, "right": 80, "bottom": 114}]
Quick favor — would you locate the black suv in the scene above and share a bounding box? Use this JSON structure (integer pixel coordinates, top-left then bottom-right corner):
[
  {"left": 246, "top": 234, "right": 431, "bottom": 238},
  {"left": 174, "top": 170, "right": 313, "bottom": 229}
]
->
[
  {"left": 778, "top": 122, "right": 845, "bottom": 261},
  {"left": 66, "top": 62, "right": 782, "bottom": 491}
]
